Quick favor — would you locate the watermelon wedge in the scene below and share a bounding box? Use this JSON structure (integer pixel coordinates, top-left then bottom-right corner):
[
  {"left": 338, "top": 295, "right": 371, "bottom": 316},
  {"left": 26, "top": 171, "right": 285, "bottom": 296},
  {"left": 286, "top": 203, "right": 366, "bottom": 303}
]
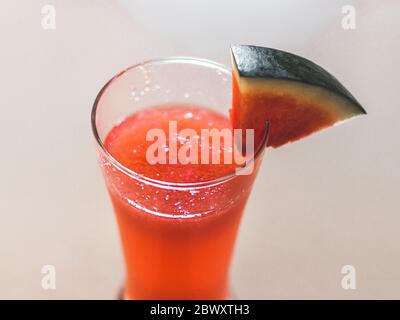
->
[{"left": 231, "top": 45, "right": 366, "bottom": 148}]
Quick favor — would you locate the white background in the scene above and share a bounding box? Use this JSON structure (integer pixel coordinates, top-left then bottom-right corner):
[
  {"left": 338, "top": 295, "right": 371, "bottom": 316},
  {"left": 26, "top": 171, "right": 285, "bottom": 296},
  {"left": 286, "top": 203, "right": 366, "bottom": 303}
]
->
[{"left": 0, "top": 0, "right": 399, "bottom": 299}]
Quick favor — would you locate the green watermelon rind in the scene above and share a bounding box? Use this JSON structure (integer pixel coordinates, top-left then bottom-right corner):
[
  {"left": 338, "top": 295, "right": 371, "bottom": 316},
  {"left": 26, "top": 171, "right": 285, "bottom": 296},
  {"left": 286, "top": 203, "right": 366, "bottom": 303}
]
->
[{"left": 231, "top": 45, "right": 366, "bottom": 115}]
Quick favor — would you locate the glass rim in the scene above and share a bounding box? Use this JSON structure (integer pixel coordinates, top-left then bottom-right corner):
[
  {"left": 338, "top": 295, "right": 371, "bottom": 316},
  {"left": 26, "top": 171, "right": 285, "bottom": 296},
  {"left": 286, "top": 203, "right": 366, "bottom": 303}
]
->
[{"left": 91, "top": 56, "right": 269, "bottom": 190}]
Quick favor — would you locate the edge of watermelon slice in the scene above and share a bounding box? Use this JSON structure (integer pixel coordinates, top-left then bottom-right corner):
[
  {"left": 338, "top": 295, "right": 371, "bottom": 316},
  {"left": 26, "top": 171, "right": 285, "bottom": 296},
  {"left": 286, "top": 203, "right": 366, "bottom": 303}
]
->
[{"left": 231, "top": 45, "right": 366, "bottom": 148}]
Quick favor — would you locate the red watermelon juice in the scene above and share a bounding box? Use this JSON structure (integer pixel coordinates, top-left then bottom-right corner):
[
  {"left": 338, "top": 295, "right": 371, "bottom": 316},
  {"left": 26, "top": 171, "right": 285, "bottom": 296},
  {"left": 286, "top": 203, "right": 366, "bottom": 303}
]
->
[{"left": 101, "top": 104, "right": 264, "bottom": 299}]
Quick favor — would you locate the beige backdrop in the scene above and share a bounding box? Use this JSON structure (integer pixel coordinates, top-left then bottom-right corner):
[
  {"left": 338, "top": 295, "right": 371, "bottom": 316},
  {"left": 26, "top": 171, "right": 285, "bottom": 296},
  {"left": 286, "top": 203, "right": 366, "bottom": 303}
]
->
[{"left": 0, "top": 0, "right": 399, "bottom": 299}]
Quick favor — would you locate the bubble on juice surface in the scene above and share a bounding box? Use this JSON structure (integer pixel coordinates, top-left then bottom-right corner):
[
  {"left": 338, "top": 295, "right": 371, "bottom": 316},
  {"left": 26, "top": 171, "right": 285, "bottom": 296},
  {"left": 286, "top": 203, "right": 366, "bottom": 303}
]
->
[{"left": 138, "top": 65, "right": 147, "bottom": 74}]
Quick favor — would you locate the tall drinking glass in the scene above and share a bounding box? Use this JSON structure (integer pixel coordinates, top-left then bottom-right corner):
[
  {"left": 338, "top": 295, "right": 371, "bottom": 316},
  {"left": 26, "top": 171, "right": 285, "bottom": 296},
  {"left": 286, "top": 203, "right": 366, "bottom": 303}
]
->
[{"left": 91, "top": 58, "right": 268, "bottom": 299}]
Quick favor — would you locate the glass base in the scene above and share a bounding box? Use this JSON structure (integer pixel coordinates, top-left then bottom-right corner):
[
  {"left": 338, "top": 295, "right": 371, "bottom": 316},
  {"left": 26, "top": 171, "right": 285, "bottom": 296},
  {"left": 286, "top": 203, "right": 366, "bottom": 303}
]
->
[{"left": 116, "top": 286, "right": 237, "bottom": 300}]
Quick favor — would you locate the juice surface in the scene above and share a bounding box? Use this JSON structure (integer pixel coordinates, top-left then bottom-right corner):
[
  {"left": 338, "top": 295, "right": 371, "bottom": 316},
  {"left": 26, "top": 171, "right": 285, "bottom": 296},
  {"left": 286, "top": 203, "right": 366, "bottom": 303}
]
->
[
  {"left": 103, "top": 104, "right": 261, "bottom": 299},
  {"left": 105, "top": 104, "right": 238, "bottom": 184}
]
